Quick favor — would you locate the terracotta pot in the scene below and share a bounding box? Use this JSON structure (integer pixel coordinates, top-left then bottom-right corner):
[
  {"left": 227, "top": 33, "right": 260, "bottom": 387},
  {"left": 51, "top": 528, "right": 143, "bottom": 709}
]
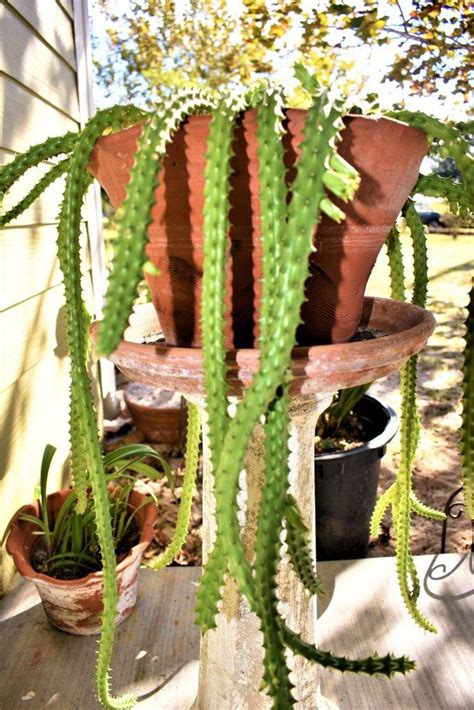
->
[
  {"left": 124, "top": 383, "right": 187, "bottom": 444},
  {"left": 89, "top": 111, "right": 427, "bottom": 347},
  {"left": 6, "top": 488, "right": 157, "bottom": 636}
]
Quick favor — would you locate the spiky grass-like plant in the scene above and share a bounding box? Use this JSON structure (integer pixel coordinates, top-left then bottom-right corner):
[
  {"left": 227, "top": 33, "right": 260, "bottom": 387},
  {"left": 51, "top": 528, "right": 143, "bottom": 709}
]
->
[{"left": 2, "top": 72, "right": 471, "bottom": 707}]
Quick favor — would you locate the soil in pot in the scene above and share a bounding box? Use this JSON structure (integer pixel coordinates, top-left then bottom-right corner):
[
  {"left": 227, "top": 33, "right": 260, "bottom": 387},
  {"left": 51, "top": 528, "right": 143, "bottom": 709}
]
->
[
  {"left": 30, "top": 518, "right": 140, "bottom": 581},
  {"left": 314, "top": 394, "right": 398, "bottom": 561}
]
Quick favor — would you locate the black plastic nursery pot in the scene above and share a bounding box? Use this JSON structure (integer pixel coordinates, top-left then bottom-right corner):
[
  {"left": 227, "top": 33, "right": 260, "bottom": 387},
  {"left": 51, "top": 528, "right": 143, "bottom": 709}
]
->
[{"left": 315, "top": 394, "right": 398, "bottom": 561}]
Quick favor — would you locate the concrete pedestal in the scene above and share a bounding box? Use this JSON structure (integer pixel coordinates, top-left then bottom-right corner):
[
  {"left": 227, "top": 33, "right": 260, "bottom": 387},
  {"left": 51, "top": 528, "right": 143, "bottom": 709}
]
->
[
  {"left": 191, "top": 393, "right": 332, "bottom": 709},
  {"left": 92, "top": 297, "right": 436, "bottom": 709}
]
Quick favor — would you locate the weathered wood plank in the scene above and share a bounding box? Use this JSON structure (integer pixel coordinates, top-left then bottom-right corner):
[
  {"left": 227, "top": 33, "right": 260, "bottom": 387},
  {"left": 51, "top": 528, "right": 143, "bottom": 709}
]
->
[
  {"left": 0, "top": 257, "right": 95, "bottom": 391},
  {"left": 0, "top": 223, "right": 91, "bottom": 310},
  {"left": 0, "top": 568, "right": 201, "bottom": 709},
  {"left": 0, "top": 285, "right": 67, "bottom": 392},
  {"left": 5, "top": 0, "right": 76, "bottom": 68},
  {"left": 57, "top": 0, "right": 74, "bottom": 21},
  {"left": 0, "top": 75, "right": 78, "bottom": 154},
  {"left": 0, "top": 226, "right": 63, "bottom": 309},
  {"left": 1, "top": 557, "right": 472, "bottom": 708},
  {"left": 1, "top": 4, "right": 79, "bottom": 119},
  {"left": 317, "top": 554, "right": 474, "bottom": 709}
]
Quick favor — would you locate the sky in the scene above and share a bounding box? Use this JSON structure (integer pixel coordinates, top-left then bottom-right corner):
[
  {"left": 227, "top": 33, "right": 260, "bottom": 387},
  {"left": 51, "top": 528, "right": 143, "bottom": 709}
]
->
[{"left": 88, "top": 0, "right": 469, "bottom": 120}]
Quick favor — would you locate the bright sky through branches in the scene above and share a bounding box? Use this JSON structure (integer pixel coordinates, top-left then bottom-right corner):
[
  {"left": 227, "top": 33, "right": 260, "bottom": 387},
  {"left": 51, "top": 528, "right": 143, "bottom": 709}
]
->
[{"left": 89, "top": 0, "right": 470, "bottom": 119}]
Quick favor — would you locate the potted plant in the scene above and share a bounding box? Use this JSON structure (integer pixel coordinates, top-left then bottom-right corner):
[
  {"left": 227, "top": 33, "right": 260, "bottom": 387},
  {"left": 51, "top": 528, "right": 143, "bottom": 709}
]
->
[
  {"left": 2, "top": 442, "right": 168, "bottom": 635},
  {"left": 1, "top": 67, "right": 472, "bottom": 708},
  {"left": 314, "top": 388, "right": 398, "bottom": 560}
]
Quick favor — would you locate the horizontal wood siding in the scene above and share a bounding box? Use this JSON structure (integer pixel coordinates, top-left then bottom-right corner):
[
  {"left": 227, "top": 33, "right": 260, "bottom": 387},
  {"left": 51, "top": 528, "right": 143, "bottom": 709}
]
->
[{"left": 0, "top": 0, "right": 99, "bottom": 593}]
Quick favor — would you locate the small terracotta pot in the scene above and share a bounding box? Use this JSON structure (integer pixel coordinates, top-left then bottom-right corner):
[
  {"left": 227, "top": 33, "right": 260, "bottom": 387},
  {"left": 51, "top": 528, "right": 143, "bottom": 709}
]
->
[
  {"left": 124, "top": 383, "right": 187, "bottom": 444},
  {"left": 6, "top": 489, "right": 157, "bottom": 636},
  {"left": 89, "top": 111, "right": 427, "bottom": 347}
]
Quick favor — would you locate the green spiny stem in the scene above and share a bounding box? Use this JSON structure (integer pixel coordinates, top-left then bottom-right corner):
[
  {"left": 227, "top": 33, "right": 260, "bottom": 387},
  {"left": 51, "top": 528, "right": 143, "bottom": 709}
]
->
[
  {"left": 403, "top": 199, "right": 428, "bottom": 308},
  {"left": 149, "top": 401, "right": 200, "bottom": 570},
  {"left": 370, "top": 483, "right": 397, "bottom": 537},
  {"left": 194, "top": 102, "right": 239, "bottom": 626},
  {"left": 386, "top": 225, "right": 406, "bottom": 302},
  {"left": 395, "top": 357, "right": 436, "bottom": 633},
  {"left": 415, "top": 174, "right": 472, "bottom": 219},
  {"left": 201, "top": 93, "right": 358, "bottom": 618},
  {"left": 0, "top": 158, "right": 70, "bottom": 226},
  {"left": 97, "top": 90, "right": 215, "bottom": 357},
  {"left": 255, "top": 388, "right": 295, "bottom": 705},
  {"left": 410, "top": 493, "right": 446, "bottom": 521},
  {"left": 194, "top": 536, "right": 227, "bottom": 630},
  {"left": 58, "top": 106, "right": 143, "bottom": 502},
  {"left": 201, "top": 103, "right": 235, "bottom": 464},
  {"left": 0, "top": 132, "right": 78, "bottom": 195},
  {"left": 281, "top": 623, "right": 415, "bottom": 676},
  {"left": 57, "top": 104, "right": 148, "bottom": 709},
  {"left": 387, "top": 111, "right": 474, "bottom": 202},
  {"left": 461, "top": 285, "right": 474, "bottom": 519},
  {"left": 285, "top": 495, "right": 324, "bottom": 597},
  {"left": 256, "top": 90, "right": 287, "bottom": 346}
]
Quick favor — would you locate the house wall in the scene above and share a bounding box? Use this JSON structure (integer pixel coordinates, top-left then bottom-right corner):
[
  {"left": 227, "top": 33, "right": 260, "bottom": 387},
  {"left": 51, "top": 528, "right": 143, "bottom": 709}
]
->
[{"left": 0, "top": 0, "right": 103, "bottom": 593}]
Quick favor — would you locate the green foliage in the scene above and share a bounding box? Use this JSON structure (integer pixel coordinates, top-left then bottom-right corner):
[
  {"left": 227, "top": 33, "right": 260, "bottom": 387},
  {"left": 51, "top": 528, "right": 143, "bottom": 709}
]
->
[
  {"left": 94, "top": 1, "right": 472, "bottom": 105},
  {"left": 149, "top": 401, "right": 201, "bottom": 570},
  {"left": 389, "top": 110, "right": 474, "bottom": 204},
  {"left": 317, "top": 384, "right": 371, "bottom": 440},
  {"left": 0, "top": 132, "right": 77, "bottom": 195},
  {"left": 415, "top": 174, "right": 472, "bottom": 220},
  {"left": 285, "top": 495, "right": 324, "bottom": 597},
  {"left": 461, "top": 286, "right": 474, "bottom": 519},
  {"left": 0, "top": 158, "right": 70, "bottom": 227},
  {"left": 10, "top": 444, "right": 167, "bottom": 580},
  {"left": 373, "top": 196, "right": 447, "bottom": 635}
]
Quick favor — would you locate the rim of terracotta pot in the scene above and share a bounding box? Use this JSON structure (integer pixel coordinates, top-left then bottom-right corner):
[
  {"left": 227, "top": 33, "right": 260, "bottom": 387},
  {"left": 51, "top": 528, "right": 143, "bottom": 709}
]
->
[
  {"left": 6, "top": 488, "right": 157, "bottom": 587},
  {"left": 88, "top": 111, "right": 428, "bottom": 349},
  {"left": 90, "top": 297, "right": 436, "bottom": 397}
]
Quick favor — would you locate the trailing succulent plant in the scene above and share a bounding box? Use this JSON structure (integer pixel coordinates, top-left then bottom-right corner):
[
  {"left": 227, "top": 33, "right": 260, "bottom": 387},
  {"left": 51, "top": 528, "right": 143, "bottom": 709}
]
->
[{"left": 1, "top": 68, "right": 472, "bottom": 708}]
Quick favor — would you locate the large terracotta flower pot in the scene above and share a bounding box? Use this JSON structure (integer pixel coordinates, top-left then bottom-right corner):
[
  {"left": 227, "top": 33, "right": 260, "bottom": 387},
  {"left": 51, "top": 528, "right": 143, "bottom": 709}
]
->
[
  {"left": 6, "top": 489, "right": 157, "bottom": 635},
  {"left": 89, "top": 111, "right": 427, "bottom": 347}
]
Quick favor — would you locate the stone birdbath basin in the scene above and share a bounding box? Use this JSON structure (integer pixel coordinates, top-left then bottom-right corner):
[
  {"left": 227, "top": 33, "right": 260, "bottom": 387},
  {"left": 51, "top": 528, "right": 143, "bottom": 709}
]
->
[{"left": 91, "top": 295, "right": 436, "bottom": 708}]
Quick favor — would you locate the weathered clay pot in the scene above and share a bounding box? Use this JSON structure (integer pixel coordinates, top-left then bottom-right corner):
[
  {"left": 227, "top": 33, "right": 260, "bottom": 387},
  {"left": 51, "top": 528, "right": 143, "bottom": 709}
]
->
[
  {"left": 124, "top": 382, "right": 187, "bottom": 444},
  {"left": 6, "top": 489, "right": 156, "bottom": 635},
  {"left": 89, "top": 111, "right": 427, "bottom": 347}
]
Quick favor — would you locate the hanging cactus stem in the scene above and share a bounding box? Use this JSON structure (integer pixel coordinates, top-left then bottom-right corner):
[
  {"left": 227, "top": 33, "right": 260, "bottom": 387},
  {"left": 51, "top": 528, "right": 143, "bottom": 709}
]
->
[{"left": 2, "top": 67, "right": 471, "bottom": 709}]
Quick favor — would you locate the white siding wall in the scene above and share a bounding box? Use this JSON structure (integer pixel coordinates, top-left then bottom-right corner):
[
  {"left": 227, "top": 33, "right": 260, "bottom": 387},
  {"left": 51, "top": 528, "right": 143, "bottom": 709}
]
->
[{"left": 0, "top": 0, "right": 102, "bottom": 592}]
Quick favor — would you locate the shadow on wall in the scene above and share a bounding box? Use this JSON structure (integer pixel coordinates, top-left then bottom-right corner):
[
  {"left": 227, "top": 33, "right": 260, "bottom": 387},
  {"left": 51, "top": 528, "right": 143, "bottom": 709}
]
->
[{"left": 1, "top": 1, "right": 81, "bottom": 566}]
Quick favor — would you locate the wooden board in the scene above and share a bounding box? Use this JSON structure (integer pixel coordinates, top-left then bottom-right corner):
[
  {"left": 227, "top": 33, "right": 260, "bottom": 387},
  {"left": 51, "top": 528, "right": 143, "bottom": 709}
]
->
[
  {"left": 317, "top": 554, "right": 474, "bottom": 709},
  {"left": 0, "top": 557, "right": 472, "bottom": 708},
  {"left": 0, "top": 351, "right": 71, "bottom": 513},
  {"left": 0, "top": 568, "right": 201, "bottom": 709},
  {"left": 5, "top": 0, "right": 76, "bottom": 68},
  {"left": 0, "top": 222, "right": 92, "bottom": 310},
  {"left": 1, "top": 4, "right": 79, "bottom": 119},
  {"left": 0, "top": 76, "right": 78, "bottom": 154}
]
